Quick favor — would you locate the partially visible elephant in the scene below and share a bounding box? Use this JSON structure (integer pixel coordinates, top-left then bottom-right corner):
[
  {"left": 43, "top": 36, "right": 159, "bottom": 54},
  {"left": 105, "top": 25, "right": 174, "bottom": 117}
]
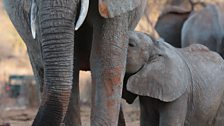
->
[
  {"left": 4, "top": 0, "right": 147, "bottom": 125},
  {"left": 155, "top": 6, "right": 191, "bottom": 47},
  {"left": 154, "top": 0, "right": 211, "bottom": 48},
  {"left": 154, "top": 0, "right": 206, "bottom": 47},
  {"left": 135, "top": 0, "right": 193, "bottom": 41},
  {"left": 123, "top": 31, "right": 224, "bottom": 126},
  {"left": 154, "top": 0, "right": 193, "bottom": 47},
  {"left": 182, "top": 3, "right": 224, "bottom": 57}
]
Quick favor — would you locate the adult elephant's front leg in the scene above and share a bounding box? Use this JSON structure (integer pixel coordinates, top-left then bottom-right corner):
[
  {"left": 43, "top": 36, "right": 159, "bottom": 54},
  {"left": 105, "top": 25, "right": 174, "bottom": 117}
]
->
[{"left": 90, "top": 14, "right": 129, "bottom": 126}]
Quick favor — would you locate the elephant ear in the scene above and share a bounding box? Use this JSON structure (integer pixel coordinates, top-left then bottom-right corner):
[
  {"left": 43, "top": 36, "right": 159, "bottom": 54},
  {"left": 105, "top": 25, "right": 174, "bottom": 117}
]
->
[
  {"left": 127, "top": 47, "right": 190, "bottom": 102},
  {"left": 98, "top": 0, "right": 143, "bottom": 18}
]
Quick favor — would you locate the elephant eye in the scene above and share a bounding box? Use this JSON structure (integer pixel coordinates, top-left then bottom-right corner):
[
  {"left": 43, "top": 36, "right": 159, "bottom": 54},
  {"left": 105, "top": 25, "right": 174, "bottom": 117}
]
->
[
  {"left": 148, "top": 53, "right": 162, "bottom": 63},
  {"left": 129, "top": 42, "right": 135, "bottom": 47}
]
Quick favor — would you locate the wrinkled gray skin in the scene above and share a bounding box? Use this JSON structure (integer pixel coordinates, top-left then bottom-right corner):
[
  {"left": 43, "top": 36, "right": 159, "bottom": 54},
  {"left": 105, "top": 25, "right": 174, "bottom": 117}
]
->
[
  {"left": 123, "top": 31, "right": 224, "bottom": 126},
  {"left": 4, "top": 0, "right": 146, "bottom": 126},
  {"left": 182, "top": 4, "right": 224, "bottom": 57}
]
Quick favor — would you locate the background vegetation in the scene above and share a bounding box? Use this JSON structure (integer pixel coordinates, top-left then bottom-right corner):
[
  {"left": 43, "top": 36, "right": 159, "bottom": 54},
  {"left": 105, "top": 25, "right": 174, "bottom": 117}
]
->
[{"left": 0, "top": 1, "right": 32, "bottom": 87}]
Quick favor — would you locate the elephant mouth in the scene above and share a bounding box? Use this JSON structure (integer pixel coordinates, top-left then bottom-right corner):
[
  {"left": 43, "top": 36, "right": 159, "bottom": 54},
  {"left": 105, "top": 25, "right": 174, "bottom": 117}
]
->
[
  {"left": 127, "top": 64, "right": 145, "bottom": 77},
  {"left": 136, "top": 64, "right": 145, "bottom": 73}
]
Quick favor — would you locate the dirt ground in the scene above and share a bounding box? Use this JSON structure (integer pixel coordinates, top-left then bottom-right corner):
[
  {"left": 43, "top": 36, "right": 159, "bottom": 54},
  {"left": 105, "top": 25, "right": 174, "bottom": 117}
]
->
[{"left": 0, "top": 102, "right": 140, "bottom": 126}]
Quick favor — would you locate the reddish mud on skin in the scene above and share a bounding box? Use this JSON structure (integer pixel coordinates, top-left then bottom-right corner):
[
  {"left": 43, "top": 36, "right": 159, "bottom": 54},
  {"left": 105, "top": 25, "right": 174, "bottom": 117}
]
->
[
  {"left": 104, "top": 66, "right": 123, "bottom": 97},
  {"left": 98, "top": 0, "right": 109, "bottom": 18},
  {"left": 104, "top": 66, "right": 124, "bottom": 123}
]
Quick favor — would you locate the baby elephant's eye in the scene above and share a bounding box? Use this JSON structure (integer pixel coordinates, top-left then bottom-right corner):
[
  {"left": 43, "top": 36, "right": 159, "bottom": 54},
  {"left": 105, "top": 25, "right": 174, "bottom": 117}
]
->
[{"left": 129, "top": 42, "right": 135, "bottom": 47}]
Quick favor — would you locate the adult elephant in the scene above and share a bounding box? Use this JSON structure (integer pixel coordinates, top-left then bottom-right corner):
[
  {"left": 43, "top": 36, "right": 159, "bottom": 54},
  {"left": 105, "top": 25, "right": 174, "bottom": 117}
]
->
[
  {"left": 4, "top": 0, "right": 147, "bottom": 126},
  {"left": 182, "top": 3, "right": 224, "bottom": 57}
]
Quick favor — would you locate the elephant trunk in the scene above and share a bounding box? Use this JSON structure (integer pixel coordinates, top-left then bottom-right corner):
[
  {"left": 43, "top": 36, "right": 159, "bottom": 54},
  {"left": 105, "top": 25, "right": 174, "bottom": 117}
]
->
[{"left": 32, "top": 0, "right": 78, "bottom": 125}]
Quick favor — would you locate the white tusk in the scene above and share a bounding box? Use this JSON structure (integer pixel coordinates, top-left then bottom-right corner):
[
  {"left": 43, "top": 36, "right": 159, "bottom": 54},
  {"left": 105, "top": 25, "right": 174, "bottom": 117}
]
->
[
  {"left": 75, "top": 0, "right": 89, "bottom": 30},
  {"left": 30, "top": 0, "right": 37, "bottom": 39}
]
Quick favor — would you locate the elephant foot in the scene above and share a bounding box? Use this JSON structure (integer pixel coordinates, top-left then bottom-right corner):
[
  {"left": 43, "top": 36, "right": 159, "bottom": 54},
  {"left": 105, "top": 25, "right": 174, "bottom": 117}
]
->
[
  {"left": 63, "top": 93, "right": 81, "bottom": 126},
  {"left": 64, "top": 117, "right": 81, "bottom": 126}
]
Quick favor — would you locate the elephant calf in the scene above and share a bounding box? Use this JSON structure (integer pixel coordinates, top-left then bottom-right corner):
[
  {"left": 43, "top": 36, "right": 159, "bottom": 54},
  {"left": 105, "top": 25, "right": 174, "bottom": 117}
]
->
[{"left": 123, "top": 31, "right": 224, "bottom": 126}]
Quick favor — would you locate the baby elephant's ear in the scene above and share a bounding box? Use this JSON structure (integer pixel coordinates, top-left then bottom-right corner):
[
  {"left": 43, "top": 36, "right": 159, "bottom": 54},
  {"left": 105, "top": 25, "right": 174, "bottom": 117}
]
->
[
  {"left": 98, "top": 0, "right": 145, "bottom": 18},
  {"left": 127, "top": 51, "right": 189, "bottom": 102}
]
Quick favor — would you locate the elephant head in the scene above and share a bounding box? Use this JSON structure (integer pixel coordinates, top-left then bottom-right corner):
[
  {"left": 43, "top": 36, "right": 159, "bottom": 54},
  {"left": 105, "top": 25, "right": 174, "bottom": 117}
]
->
[{"left": 126, "top": 31, "right": 189, "bottom": 102}]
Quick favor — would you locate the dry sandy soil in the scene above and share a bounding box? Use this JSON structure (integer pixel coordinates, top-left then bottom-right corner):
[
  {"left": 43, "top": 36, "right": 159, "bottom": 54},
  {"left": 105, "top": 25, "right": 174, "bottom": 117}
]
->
[{"left": 0, "top": 103, "right": 140, "bottom": 126}]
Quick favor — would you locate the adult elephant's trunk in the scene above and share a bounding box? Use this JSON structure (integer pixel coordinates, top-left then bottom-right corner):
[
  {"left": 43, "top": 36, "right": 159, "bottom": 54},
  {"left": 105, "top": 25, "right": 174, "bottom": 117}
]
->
[{"left": 32, "top": 0, "right": 78, "bottom": 125}]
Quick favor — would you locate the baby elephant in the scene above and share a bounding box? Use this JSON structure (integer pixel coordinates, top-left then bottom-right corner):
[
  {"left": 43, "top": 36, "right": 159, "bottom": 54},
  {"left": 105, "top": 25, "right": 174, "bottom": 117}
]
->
[{"left": 123, "top": 31, "right": 224, "bottom": 126}]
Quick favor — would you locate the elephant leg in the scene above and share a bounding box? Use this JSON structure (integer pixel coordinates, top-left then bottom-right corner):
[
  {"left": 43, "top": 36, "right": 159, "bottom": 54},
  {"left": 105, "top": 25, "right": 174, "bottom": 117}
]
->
[
  {"left": 118, "top": 105, "right": 126, "bottom": 126},
  {"left": 159, "top": 93, "right": 188, "bottom": 126},
  {"left": 63, "top": 20, "right": 92, "bottom": 126},
  {"left": 62, "top": 21, "right": 80, "bottom": 125},
  {"left": 63, "top": 56, "right": 81, "bottom": 126},
  {"left": 139, "top": 97, "right": 159, "bottom": 126},
  {"left": 90, "top": 13, "right": 129, "bottom": 126}
]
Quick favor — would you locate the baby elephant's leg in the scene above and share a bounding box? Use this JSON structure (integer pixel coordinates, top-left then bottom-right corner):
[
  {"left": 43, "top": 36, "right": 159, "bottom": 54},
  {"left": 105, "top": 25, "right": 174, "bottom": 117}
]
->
[
  {"left": 159, "top": 93, "right": 188, "bottom": 126},
  {"left": 139, "top": 97, "right": 160, "bottom": 126}
]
